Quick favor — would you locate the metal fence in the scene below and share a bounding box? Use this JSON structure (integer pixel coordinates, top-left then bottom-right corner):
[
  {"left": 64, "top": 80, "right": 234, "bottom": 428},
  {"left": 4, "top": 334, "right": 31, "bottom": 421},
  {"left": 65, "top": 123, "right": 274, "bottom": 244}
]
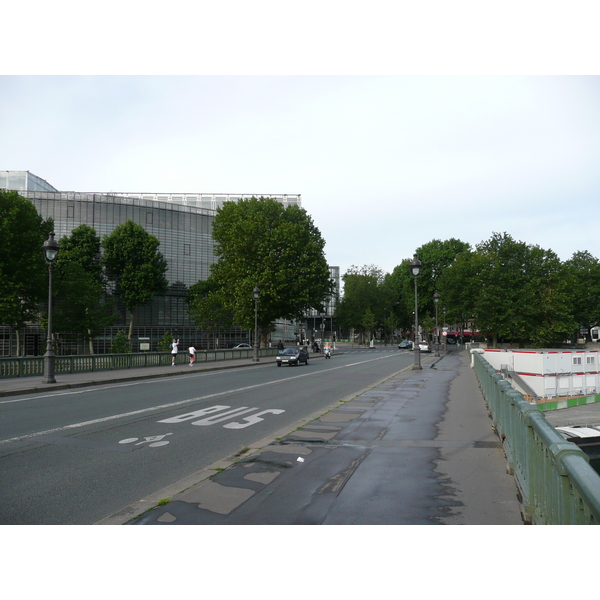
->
[
  {"left": 0, "top": 348, "right": 279, "bottom": 379},
  {"left": 472, "top": 349, "right": 600, "bottom": 524}
]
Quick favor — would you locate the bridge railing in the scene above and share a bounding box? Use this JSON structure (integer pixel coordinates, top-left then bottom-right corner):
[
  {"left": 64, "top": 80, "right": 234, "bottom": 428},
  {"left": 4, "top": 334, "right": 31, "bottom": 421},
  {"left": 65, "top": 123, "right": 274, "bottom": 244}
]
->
[
  {"left": 0, "top": 348, "right": 279, "bottom": 379},
  {"left": 472, "top": 349, "right": 600, "bottom": 524}
]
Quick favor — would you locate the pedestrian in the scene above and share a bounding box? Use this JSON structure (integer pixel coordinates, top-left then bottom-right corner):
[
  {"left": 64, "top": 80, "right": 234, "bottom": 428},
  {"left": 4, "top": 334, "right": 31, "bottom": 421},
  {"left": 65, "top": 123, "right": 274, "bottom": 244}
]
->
[
  {"left": 188, "top": 344, "right": 196, "bottom": 366},
  {"left": 277, "top": 340, "right": 284, "bottom": 351},
  {"left": 171, "top": 338, "right": 180, "bottom": 366}
]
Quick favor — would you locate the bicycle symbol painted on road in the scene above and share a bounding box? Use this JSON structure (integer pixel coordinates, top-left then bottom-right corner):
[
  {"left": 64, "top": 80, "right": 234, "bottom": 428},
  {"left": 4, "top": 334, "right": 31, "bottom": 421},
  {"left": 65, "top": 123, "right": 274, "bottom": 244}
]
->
[{"left": 119, "top": 433, "right": 173, "bottom": 448}]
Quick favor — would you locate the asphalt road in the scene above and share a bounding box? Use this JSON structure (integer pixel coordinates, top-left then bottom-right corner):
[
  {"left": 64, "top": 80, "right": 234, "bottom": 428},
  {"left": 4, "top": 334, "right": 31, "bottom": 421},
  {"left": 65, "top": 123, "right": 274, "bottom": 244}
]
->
[{"left": 0, "top": 347, "right": 413, "bottom": 524}]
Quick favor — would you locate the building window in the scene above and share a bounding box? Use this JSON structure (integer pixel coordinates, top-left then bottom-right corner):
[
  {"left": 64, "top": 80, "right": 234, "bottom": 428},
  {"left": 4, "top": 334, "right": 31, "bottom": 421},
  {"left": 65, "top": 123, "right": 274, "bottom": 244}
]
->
[
  {"left": 146, "top": 212, "right": 153, "bottom": 225},
  {"left": 573, "top": 356, "right": 582, "bottom": 366},
  {"left": 587, "top": 356, "right": 595, "bottom": 365},
  {"left": 67, "top": 205, "right": 75, "bottom": 218},
  {"left": 184, "top": 244, "right": 191, "bottom": 255}
]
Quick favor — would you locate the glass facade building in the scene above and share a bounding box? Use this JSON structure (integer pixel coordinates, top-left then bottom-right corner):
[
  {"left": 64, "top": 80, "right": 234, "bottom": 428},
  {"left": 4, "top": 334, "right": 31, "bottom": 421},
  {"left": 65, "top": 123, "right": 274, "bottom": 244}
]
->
[
  {"left": 1, "top": 171, "right": 337, "bottom": 355},
  {"left": 0, "top": 170, "right": 58, "bottom": 192}
]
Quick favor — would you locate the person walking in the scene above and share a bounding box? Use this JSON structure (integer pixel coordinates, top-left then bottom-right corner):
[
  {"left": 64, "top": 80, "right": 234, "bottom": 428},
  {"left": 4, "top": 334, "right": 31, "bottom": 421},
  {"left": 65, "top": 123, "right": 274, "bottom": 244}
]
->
[
  {"left": 188, "top": 344, "right": 196, "bottom": 366},
  {"left": 171, "top": 338, "right": 180, "bottom": 366}
]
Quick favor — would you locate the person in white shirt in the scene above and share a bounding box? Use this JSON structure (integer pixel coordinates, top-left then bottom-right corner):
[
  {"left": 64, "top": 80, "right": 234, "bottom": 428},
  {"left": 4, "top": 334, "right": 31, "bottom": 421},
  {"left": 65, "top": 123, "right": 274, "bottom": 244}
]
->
[
  {"left": 188, "top": 345, "right": 196, "bottom": 366},
  {"left": 171, "top": 338, "right": 179, "bottom": 366}
]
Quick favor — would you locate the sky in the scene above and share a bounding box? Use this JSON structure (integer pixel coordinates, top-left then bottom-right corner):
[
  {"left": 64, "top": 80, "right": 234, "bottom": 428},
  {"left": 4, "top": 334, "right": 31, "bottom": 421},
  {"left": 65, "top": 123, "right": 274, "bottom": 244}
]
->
[
  {"left": 3, "top": 75, "right": 598, "bottom": 278},
  {"left": 2, "top": 3, "right": 599, "bottom": 283}
]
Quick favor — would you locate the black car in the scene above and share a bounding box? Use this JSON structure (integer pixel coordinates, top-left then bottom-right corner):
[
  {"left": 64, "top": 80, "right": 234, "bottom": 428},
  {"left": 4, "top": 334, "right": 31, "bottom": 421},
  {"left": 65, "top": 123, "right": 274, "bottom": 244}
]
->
[
  {"left": 398, "top": 340, "right": 413, "bottom": 349},
  {"left": 276, "top": 346, "right": 309, "bottom": 367}
]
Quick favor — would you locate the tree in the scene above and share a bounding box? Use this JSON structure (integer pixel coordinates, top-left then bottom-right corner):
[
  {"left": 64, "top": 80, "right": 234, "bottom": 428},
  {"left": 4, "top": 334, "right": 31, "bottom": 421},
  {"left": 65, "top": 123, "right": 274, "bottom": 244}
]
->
[
  {"left": 102, "top": 220, "right": 169, "bottom": 339},
  {"left": 387, "top": 238, "right": 471, "bottom": 337},
  {"left": 523, "top": 246, "right": 576, "bottom": 347},
  {"left": 207, "top": 197, "right": 333, "bottom": 347},
  {"left": 459, "top": 232, "right": 575, "bottom": 347},
  {"left": 335, "top": 265, "right": 395, "bottom": 343},
  {"left": 563, "top": 251, "right": 600, "bottom": 340},
  {"left": 0, "top": 190, "right": 54, "bottom": 355},
  {"left": 187, "top": 279, "right": 233, "bottom": 349},
  {"left": 52, "top": 225, "right": 117, "bottom": 354},
  {"left": 437, "top": 248, "right": 481, "bottom": 335},
  {"left": 158, "top": 331, "right": 174, "bottom": 352},
  {"left": 361, "top": 307, "right": 377, "bottom": 344},
  {"left": 110, "top": 330, "right": 131, "bottom": 353}
]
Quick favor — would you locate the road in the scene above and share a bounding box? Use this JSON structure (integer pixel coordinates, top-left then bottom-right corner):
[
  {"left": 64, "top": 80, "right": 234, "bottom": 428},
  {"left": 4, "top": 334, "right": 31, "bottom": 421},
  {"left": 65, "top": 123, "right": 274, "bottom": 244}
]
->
[{"left": 0, "top": 347, "right": 413, "bottom": 524}]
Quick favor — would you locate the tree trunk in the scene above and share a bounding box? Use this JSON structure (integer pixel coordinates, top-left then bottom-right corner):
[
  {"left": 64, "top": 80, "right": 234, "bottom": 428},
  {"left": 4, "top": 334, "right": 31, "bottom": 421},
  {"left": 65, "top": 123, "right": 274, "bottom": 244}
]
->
[{"left": 128, "top": 311, "right": 135, "bottom": 340}]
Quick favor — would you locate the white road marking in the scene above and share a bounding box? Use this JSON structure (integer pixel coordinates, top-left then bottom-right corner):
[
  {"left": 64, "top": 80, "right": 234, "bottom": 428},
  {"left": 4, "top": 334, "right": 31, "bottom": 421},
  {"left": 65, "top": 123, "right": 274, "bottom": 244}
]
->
[{"left": 0, "top": 354, "right": 395, "bottom": 445}]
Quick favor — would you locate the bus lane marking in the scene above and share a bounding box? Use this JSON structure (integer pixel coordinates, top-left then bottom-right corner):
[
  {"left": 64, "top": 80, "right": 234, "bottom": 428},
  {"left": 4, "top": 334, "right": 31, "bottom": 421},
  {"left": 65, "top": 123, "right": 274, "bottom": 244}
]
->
[{"left": 0, "top": 354, "right": 394, "bottom": 445}]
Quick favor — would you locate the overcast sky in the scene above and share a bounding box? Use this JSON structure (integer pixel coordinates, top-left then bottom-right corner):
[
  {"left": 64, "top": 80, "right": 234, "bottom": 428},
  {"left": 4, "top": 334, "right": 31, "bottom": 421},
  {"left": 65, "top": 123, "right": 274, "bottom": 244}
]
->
[{"left": 2, "top": 5, "right": 599, "bottom": 281}]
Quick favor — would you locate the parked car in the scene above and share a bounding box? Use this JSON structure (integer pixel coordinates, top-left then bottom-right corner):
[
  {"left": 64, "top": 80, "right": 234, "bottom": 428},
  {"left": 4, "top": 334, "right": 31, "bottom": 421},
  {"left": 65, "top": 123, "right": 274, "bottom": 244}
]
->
[
  {"left": 276, "top": 346, "right": 309, "bottom": 367},
  {"left": 233, "top": 343, "right": 252, "bottom": 348},
  {"left": 398, "top": 340, "right": 413, "bottom": 349},
  {"left": 417, "top": 341, "right": 432, "bottom": 353}
]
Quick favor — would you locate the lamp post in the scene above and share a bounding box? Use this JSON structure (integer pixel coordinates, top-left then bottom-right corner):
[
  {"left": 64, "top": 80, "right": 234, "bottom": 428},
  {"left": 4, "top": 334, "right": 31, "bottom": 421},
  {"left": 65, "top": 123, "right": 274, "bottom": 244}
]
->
[
  {"left": 410, "top": 254, "right": 422, "bottom": 370},
  {"left": 42, "top": 232, "right": 59, "bottom": 384},
  {"left": 252, "top": 286, "right": 260, "bottom": 362},
  {"left": 442, "top": 305, "right": 447, "bottom": 352},
  {"left": 433, "top": 290, "right": 440, "bottom": 357},
  {"left": 321, "top": 311, "right": 325, "bottom": 350}
]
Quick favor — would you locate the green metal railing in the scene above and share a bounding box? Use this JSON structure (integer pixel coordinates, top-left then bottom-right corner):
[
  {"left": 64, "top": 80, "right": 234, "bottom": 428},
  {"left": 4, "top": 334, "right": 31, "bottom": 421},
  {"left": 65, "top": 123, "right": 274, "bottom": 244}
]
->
[
  {"left": 472, "top": 349, "right": 600, "bottom": 524},
  {"left": 0, "top": 348, "right": 279, "bottom": 379}
]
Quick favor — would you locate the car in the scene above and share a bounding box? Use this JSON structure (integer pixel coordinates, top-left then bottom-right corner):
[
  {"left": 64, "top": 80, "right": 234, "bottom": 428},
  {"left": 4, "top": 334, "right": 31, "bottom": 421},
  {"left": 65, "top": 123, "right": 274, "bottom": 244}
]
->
[
  {"left": 233, "top": 343, "right": 252, "bottom": 349},
  {"left": 417, "top": 341, "right": 432, "bottom": 353},
  {"left": 398, "top": 340, "right": 413, "bottom": 349},
  {"left": 276, "top": 346, "right": 309, "bottom": 367}
]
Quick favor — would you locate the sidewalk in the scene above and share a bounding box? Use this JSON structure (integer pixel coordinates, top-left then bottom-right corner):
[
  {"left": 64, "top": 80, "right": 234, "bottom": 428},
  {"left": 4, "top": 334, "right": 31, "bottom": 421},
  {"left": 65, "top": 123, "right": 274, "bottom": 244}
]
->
[
  {"left": 114, "top": 348, "right": 524, "bottom": 525},
  {"left": 0, "top": 354, "right": 279, "bottom": 398}
]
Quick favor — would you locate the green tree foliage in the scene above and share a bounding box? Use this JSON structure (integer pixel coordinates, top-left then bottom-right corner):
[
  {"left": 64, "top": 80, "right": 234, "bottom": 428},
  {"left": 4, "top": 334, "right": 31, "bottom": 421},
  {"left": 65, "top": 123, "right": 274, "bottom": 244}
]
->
[
  {"left": 387, "top": 239, "right": 471, "bottom": 334},
  {"left": 52, "top": 225, "right": 117, "bottom": 353},
  {"left": 361, "top": 307, "right": 377, "bottom": 342},
  {"left": 0, "top": 190, "right": 54, "bottom": 354},
  {"left": 158, "top": 331, "right": 174, "bottom": 352},
  {"left": 110, "top": 330, "right": 131, "bottom": 353},
  {"left": 187, "top": 279, "right": 233, "bottom": 349},
  {"left": 442, "top": 232, "right": 576, "bottom": 347},
  {"left": 335, "top": 265, "right": 395, "bottom": 342},
  {"left": 437, "top": 248, "right": 481, "bottom": 335},
  {"left": 207, "top": 197, "right": 333, "bottom": 346},
  {"left": 563, "top": 251, "right": 600, "bottom": 339},
  {"left": 102, "top": 220, "right": 169, "bottom": 339}
]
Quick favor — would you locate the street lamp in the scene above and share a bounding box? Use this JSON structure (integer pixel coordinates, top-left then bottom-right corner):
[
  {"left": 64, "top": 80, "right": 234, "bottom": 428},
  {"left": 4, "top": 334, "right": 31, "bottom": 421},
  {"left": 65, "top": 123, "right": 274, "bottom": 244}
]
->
[
  {"left": 442, "top": 305, "right": 447, "bottom": 352},
  {"left": 410, "top": 254, "right": 422, "bottom": 370},
  {"left": 252, "top": 286, "right": 260, "bottom": 362},
  {"left": 433, "top": 290, "right": 440, "bottom": 357},
  {"left": 42, "top": 232, "right": 59, "bottom": 384},
  {"left": 321, "top": 311, "right": 325, "bottom": 350}
]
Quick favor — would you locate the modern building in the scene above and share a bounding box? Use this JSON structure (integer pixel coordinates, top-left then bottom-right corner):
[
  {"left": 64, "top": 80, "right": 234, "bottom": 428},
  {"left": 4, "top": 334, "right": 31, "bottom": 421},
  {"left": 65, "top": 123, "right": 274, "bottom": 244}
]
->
[
  {"left": 0, "top": 170, "right": 59, "bottom": 193},
  {"left": 1, "top": 171, "right": 337, "bottom": 354}
]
